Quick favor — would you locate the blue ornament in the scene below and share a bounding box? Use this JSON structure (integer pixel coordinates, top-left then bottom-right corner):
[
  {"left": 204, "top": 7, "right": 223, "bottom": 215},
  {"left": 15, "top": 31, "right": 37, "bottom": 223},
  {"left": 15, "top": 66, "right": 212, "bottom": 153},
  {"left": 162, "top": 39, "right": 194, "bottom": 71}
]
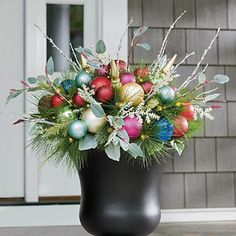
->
[
  {"left": 159, "top": 86, "right": 175, "bottom": 103},
  {"left": 75, "top": 70, "right": 93, "bottom": 88},
  {"left": 67, "top": 120, "right": 88, "bottom": 139},
  {"left": 155, "top": 118, "right": 173, "bottom": 142},
  {"left": 61, "top": 79, "right": 76, "bottom": 95}
]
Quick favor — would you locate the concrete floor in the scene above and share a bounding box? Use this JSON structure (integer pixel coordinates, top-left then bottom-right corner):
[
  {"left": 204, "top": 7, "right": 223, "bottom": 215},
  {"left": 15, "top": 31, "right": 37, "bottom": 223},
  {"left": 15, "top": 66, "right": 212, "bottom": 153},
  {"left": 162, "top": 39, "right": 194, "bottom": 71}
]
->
[{"left": 1, "top": 222, "right": 236, "bottom": 236}]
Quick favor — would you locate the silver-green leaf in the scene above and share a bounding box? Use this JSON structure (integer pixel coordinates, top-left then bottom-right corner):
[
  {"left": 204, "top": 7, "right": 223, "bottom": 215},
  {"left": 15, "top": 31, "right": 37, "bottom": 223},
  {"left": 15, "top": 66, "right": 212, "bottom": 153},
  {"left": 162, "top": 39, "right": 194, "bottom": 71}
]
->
[
  {"left": 198, "top": 72, "right": 206, "bottom": 84},
  {"left": 133, "top": 26, "right": 148, "bottom": 38},
  {"left": 27, "top": 77, "right": 37, "bottom": 84},
  {"left": 128, "top": 143, "right": 144, "bottom": 158},
  {"left": 204, "top": 93, "right": 221, "bottom": 102},
  {"left": 46, "top": 57, "right": 54, "bottom": 75},
  {"left": 171, "top": 140, "right": 185, "bottom": 156},
  {"left": 79, "top": 134, "right": 98, "bottom": 151},
  {"left": 213, "top": 74, "right": 230, "bottom": 84},
  {"left": 105, "top": 143, "right": 121, "bottom": 161},
  {"left": 90, "top": 103, "right": 105, "bottom": 118},
  {"left": 136, "top": 43, "right": 151, "bottom": 51},
  {"left": 96, "top": 39, "right": 106, "bottom": 54}
]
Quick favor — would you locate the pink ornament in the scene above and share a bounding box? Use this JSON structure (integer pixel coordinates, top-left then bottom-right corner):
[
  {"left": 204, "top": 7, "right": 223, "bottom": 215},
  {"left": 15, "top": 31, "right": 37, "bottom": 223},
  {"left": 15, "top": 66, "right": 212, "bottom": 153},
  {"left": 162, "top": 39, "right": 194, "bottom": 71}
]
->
[
  {"left": 95, "top": 65, "right": 107, "bottom": 76},
  {"left": 122, "top": 116, "right": 142, "bottom": 139},
  {"left": 120, "top": 72, "right": 136, "bottom": 85}
]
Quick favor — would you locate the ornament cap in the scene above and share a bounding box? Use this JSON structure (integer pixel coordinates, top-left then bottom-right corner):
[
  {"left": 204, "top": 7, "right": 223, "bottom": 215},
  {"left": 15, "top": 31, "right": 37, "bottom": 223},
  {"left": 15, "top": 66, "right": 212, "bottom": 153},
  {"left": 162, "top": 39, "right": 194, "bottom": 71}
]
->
[{"left": 162, "top": 54, "right": 177, "bottom": 74}]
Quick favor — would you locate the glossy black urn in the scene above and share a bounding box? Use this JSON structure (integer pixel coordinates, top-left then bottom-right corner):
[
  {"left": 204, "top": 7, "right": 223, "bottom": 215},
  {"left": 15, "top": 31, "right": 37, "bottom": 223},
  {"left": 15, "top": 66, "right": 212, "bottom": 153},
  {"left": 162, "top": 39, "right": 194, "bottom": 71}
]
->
[{"left": 78, "top": 151, "right": 163, "bottom": 236}]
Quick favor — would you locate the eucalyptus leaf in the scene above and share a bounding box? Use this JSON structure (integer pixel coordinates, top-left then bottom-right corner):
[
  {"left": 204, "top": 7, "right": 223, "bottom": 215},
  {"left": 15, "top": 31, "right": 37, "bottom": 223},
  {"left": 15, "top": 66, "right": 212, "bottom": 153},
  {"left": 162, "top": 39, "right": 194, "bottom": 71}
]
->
[
  {"left": 53, "top": 78, "right": 60, "bottom": 87},
  {"left": 105, "top": 143, "right": 121, "bottom": 161},
  {"left": 171, "top": 140, "right": 185, "bottom": 156},
  {"left": 37, "top": 75, "right": 47, "bottom": 82},
  {"left": 114, "top": 117, "right": 125, "bottom": 127},
  {"left": 90, "top": 103, "right": 105, "bottom": 118},
  {"left": 120, "top": 139, "right": 129, "bottom": 151},
  {"left": 27, "top": 77, "right": 37, "bottom": 84},
  {"left": 75, "top": 47, "right": 94, "bottom": 57},
  {"left": 204, "top": 93, "right": 221, "bottom": 102},
  {"left": 6, "top": 89, "right": 25, "bottom": 104},
  {"left": 213, "top": 74, "right": 230, "bottom": 84},
  {"left": 96, "top": 39, "right": 106, "bottom": 54},
  {"left": 79, "top": 134, "right": 98, "bottom": 151},
  {"left": 128, "top": 143, "right": 144, "bottom": 158},
  {"left": 46, "top": 57, "right": 54, "bottom": 75},
  {"left": 198, "top": 72, "right": 206, "bottom": 84},
  {"left": 159, "top": 55, "right": 167, "bottom": 69},
  {"left": 118, "top": 129, "right": 129, "bottom": 143},
  {"left": 87, "top": 60, "right": 102, "bottom": 69},
  {"left": 136, "top": 43, "right": 151, "bottom": 51},
  {"left": 133, "top": 26, "right": 148, "bottom": 38}
]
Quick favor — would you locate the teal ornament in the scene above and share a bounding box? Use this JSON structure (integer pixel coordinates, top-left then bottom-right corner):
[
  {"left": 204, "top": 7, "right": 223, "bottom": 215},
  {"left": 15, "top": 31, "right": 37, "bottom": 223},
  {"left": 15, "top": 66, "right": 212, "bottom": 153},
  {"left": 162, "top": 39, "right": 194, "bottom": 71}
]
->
[
  {"left": 57, "top": 106, "right": 77, "bottom": 122},
  {"left": 155, "top": 118, "right": 173, "bottom": 142},
  {"left": 159, "top": 86, "right": 175, "bottom": 103},
  {"left": 67, "top": 120, "right": 88, "bottom": 139},
  {"left": 75, "top": 70, "right": 93, "bottom": 88},
  {"left": 60, "top": 79, "right": 76, "bottom": 95}
]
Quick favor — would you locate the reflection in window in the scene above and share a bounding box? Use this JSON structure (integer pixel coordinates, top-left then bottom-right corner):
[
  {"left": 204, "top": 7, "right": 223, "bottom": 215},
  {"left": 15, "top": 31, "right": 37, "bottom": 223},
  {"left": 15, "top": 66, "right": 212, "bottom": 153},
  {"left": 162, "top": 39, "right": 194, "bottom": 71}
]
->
[{"left": 47, "top": 4, "right": 84, "bottom": 71}]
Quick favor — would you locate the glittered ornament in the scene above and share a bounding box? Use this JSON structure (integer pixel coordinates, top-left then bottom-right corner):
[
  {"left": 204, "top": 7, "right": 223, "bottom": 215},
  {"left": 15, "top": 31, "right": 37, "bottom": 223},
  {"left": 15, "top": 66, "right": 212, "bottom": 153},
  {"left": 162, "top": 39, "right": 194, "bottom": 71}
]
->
[
  {"left": 122, "top": 116, "right": 142, "bottom": 139},
  {"left": 75, "top": 70, "right": 93, "bottom": 88},
  {"left": 72, "top": 93, "right": 84, "bottom": 107},
  {"left": 120, "top": 72, "right": 135, "bottom": 85},
  {"left": 119, "top": 82, "right": 144, "bottom": 106},
  {"left": 67, "top": 120, "right": 88, "bottom": 139},
  {"left": 94, "top": 65, "right": 107, "bottom": 76},
  {"left": 155, "top": 118, "right": 173, "bottom": 142},
  {"left": 140, "top": 81, "right": 154, "bottom": 94},
  {"left": 173, "top": 116, "right": 189, "bottom": 138},
  {"left": 60, "top": 79, "right": 76, "bottom": 95},
  {"left": 38, "top": 95, "right": 52, "bottom": 113},
  {"left": 96, "top": 86, "right": 113, "bottom": 103},
  {"left": 180, "top": 102, "right": 195, "bottom": 121},
  {"left": 159, "top": 86, "right": 175, "bottom": 103},
  {"left": 134, "top": 66, "right": 149, "bottom": 78},
  {"left": 90, "top": 77, "right": 111, "bottom": 92},
  {"left": 51, "top": 94, "right": 64, "bottom": 108},
  {"left": 82, "top": 109, "right": 106, "bottom": 133},
  {"left": 57, "top": 106, "right": 77, "bottom": 122}
]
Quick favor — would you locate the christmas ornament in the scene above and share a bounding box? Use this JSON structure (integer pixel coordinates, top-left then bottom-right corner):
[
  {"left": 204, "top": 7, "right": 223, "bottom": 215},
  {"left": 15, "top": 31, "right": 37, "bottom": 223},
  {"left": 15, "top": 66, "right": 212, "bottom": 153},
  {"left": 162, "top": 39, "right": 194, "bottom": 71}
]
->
[
  {"left": 155, "top": 118, "right": 173, "bottom": 142},
  {"left": 180, "top": 102, "right": 195, "bottom": 121},
  {"left": 82, "top": 109, "right": 106, "bottom": 133},
  {"left": 72, "top": 93, "right": 84, "bottom": 107},
  {"left": 96, "top": 86, "right": 113, "bottom": 103},
  {"left": 51, "top": 94, "right": 64, "bottom": 108},
  {"left": 67, "top": 120, "right": 87, "bottom": 139},
  {"left": 173, "top": 116, "right": 189, "bottom": 138},
  {"left": 120, "top": 72, "right": 135, "bottom": 85},
  {"left": 140, "top": 81, "right": 154, "bottom": 94},
  {"left": 38, "top": 95, "right": 52, "bottom": 113},
  {"left": 134, "top": 66, "right": 149, "bottom": 78},
  {"left": 108, "top": 59, "right": 127, "bottom": 71},
  {"left": 123, "top": 116, "right": 142, "bottom": 139},
  {"left": 95, "top": 65, "right": 107, "bottom": 77},
  {"left": 159, "top": 86, "right": 175, "bottom": 103},
  {"left": 119, "top": 82, "right": 144, "bottom": 106},
  {"left": 75, "top": 70, "right": 93, "bottom": 88},
  {"left": 90, "top": 77, "right": 111, "bottom": 92},
  {"left": 57, "top": 106, "right": 77, "bottom": 122},
  {"left": 162, "top": 54, "right": 177, "bottom": 74},
  {"left": 60, "top": 79, "right": 76, "bottom": 95}
]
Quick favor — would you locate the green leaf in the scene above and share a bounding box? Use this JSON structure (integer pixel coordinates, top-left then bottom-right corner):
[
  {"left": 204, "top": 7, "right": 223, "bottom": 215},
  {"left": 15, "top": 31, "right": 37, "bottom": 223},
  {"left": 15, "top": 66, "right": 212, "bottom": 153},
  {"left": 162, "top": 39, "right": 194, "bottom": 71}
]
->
[
  {"left": 37, "top": 75, "right": 47, "bottom": 82},
  {"left": 133, "top": 26, "right": 148, "bottom": 38},
  {"left": 90, "top": 103, "right": 105, "bottom": 118},
  {"left": 120, "top": 139, "right": 129, "bottom": 151},
  {"left": 46, "top": 57, "right": 54, "bottom": 75},
  {"left": 6, "top": 89, "right": 25, "bottom": 104},
  {"left": 171, "top": 139, "right": 185, "bottom": 155},
  {"left": 213, "top": 74, "right": 230, "bottom": 84},
  {"left": 27, "top": 77, "right": 37, "bottom": 84},
  {"left": 114, "top": 117, "right": 125, "bottom": 127},
  {"left": 128, "top": 143, "right": 144, "bottom": 158},
  {"left": 136, "top": 43, "right": 151, "bottom": 51},
  {"left": 105, "top": 143, "right": 121, "bottom": 161},
  {"left": 53, "top": 78, "right": 60, "bottom": 87},
  {"left": 198, "top": 72, "right": 206, "bottom": 84},
  {"left": 79, "top": 134, "right": 98, "bottom": 151},
  {"left": 75, "top": 47, "right": 94, "bottom": 57},
  {"left": 204, "top": 93, "right": 220, "bottom": 102},
  {"left": 96, "top": 39, "right": 106, "bottom": 54},
  {"left": 118, "top": 129, "right": 129, "bottom": 143},
  {"left": 87, "top": 60, "right": 102, "bottom": 69}
]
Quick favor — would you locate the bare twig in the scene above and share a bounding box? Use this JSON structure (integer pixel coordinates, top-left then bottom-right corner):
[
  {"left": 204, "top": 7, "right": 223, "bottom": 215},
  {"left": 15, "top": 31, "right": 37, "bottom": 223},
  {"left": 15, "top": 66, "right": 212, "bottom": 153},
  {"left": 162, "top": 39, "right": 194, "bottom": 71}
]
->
[
  {"left": 69, "top": 43, "right": 82, "bottom": 70},
  {"left": 178, "top": 28, "right": 220, "bottom": 90},
  {"left": 14, "top": 117, "right": 55, "bottom": 126},
  {"left": 172, "top": 52, "right": 195, "bottom": 72},
  {"left": 35, "top": 24, "right": 79, "bottom": 72},
  {"left": 117, "top": 17, "right": 134, "bottom": 60}
]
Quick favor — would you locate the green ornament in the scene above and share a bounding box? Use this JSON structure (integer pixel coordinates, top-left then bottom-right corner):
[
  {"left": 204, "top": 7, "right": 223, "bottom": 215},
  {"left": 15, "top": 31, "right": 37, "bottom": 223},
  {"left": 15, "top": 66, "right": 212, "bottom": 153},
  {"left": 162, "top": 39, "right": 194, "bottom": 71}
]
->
[
  {"left": 75, "top": 70, "right": 93, "bottom": 88},
  {"left": 67, "top": 120, "right": 87, "bottom": 139},
  {"left": 57, "top": 106, "right": 77, "bottom": 122},
  {"left": 60, "top": 79, "right": 77, "bottom": 95},
  {"left": 159, "top": 86, "right": 175, "bottom": 103}
]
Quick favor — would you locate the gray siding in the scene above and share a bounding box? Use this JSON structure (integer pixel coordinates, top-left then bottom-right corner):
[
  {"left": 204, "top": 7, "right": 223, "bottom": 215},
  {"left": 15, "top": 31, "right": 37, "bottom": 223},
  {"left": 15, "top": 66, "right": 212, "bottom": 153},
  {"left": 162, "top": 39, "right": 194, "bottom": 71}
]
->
[{"left": 128, "top": 0, "right": 236, "bottom": 209}]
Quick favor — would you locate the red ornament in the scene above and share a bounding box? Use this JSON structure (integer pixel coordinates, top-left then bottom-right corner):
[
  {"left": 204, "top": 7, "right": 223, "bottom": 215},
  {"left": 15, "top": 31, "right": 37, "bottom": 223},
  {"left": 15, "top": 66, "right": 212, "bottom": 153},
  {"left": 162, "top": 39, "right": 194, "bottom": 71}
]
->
[
  {"left": 180, "top": 102, "right": 195, "bottom": 121},
  {"left": 140, "top": 81, "right": 154, "bottom": 94},
  {"left": 90, "top": 77, "right": 111, "bottom": 92},
  {"left": 134, "top": 67, "right": 149, "bottom": 78},
  {"left": 51, "top": 94, "right": 64, "bottom": 108},
  {"left": 173, "top": 116, "right": 189, "bottom": 138},
  {"left": 108, "top": 60, "right": 127, "bottom": 71},
  {"left": 96, "top": 86, "right": 113, "bottom": 103},
  {"left": 72, "top": 93, "right": 84, "bottom": 107}
]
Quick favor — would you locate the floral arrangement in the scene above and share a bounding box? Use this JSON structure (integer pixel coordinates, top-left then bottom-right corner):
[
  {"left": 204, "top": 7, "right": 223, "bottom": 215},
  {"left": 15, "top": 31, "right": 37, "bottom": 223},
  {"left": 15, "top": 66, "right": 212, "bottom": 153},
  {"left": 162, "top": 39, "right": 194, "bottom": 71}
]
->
[{"left": 7, "top": 12, "right": 229, "bottom": 169}]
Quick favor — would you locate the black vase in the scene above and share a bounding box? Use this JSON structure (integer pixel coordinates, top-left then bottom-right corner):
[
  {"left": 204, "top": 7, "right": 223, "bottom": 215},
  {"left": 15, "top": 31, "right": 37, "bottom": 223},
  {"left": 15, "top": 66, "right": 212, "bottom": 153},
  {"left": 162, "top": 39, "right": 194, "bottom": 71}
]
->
[{"left": 78, "top": 151, "right": 163, "bottom": 236}]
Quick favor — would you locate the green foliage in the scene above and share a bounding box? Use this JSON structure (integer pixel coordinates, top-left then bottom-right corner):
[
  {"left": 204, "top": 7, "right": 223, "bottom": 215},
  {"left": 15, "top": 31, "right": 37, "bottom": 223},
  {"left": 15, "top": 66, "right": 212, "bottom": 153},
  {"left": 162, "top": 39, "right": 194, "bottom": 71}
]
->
[{"left": 96, "top": 39, "right": 106, "bottom": 54}]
